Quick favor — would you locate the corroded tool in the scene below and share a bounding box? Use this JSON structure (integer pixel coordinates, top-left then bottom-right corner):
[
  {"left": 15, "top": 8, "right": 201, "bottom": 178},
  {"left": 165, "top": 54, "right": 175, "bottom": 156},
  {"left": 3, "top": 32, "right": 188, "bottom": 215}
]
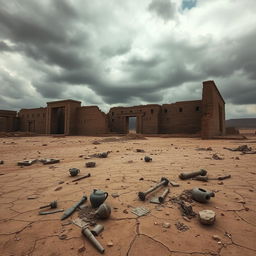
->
[
  {"left": 159, "top": 188, "right": 170, "bottom": 203},
  {"left": 72, "top": 173, "right": 91, "bottom": 182},
  {"left": 39, "top": 209, "right": 64, "bottom": 215},
  {"left": 138, "top": 177, "right": 169, "bottom": 201},
  {"left": 82, "top": 226, "right": 105, "bottom": 254},
  {"left": 39, "top": 200, "right": 57, "bottom": 209},
  {"left": 61, "top": 195, "right": 87, "bottom": 220},
  {"left": 179, "top": 169, "right": 207, "bottom": 180}
]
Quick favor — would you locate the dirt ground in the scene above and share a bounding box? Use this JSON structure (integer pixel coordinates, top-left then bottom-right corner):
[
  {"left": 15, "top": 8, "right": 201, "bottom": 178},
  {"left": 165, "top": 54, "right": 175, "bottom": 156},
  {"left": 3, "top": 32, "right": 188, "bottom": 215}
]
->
[{"left": 0, "top": 133, "right": 255, "bottom": 256}]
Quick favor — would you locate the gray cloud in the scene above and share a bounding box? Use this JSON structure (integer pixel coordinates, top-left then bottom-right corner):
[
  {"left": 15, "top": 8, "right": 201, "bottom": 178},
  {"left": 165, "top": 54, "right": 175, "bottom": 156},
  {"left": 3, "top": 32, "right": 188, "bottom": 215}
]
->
[
  {"left": 0, "top": 0, "right": 255, "bottom": 118},
  {"left": 148, "top": 0, "right": 176, "bottom": 21}
]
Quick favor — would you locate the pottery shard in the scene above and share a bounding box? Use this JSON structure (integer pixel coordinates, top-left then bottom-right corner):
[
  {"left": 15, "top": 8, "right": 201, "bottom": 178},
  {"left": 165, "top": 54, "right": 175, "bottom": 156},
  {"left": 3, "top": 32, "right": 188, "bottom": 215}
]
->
[{"left": 198, "top": 210, "right": 216, "bottom": 225}]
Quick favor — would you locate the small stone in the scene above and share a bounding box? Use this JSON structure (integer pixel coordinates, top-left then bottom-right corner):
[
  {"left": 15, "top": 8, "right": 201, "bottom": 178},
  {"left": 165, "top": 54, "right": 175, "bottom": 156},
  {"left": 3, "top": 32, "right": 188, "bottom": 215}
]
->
[
  {"left": 144, "top": 156, "right": 152, "bottom": 162},
  {"left": 59, "top": 234, "right": 67, "bottom": 240},
  {"left": 58, "top": 181, "right": 64, "bottom": 184},
  {"left": 154, "top": 222, "right": 158, "bottom": 225},
  {"left": 123, "top": 209, "right": 128, "bottom": 214},
  {"left": 165, "top": 212, "right": 170, "bottom": 216},
  {"left": 218, "top": 181, "right": 224, "bottom": 185},
  {"left": 183, "top": 216, "right": 191, "bottom": 222},
  {"left": 198, "top": 210, "right": 216, "bottom": 225},
  {"left": 107, "top": 241, "right": 114, "bottom": 247},
  {"left": 212, "top": 235, "right": 221, "bottom": 241},
  {"left": 86, "top": 162, "right": 96, "bottom": 168},
  {"left": 78, "top": 246, "right": 86, "bottom": 253},
  {"left": 127, "top": 160, "right": 133, "bottom": 163},
  {"left": 111, "top": 193, "right": 119, "bottom": 198},
  {"left": 54, "top": 186, "right": 62, "bottom": 191},
  {"left": 42, "top": 144, "right": 47, "bottom": 146},
  {"left": 139, "top": 177, "right": 144, "bottom": 180},
  {"left": 162, "top": 222, "right": 171, "bottom": 228},
  {"left": 0, "top": 160, "right": 4, "bottom": 164}
]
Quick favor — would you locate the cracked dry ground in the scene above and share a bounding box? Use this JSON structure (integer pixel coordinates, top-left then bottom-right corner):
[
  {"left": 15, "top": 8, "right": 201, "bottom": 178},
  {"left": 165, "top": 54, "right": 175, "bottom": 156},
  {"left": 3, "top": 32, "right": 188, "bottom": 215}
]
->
[{"left": 0, "top": 135, "right": 256, "bottom": 256}]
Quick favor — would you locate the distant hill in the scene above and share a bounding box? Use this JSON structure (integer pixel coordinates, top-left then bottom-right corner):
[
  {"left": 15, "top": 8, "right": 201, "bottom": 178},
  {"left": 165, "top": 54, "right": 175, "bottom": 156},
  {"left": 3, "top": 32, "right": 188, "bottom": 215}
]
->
[{"left": 226, "top": 118, "right": 256, "bottom": 128}]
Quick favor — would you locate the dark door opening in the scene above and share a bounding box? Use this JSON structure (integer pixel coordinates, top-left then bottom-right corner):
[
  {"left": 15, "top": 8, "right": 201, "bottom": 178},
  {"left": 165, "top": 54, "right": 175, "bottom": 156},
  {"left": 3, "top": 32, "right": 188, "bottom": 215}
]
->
[
  {"left": 28, "top": 121, "right": 35, "bottom": 132},
  {"left": 0, "top": 117, "right": 7, "bottom": 132},
  {"left": 51, "top": 107, "right": 65, "bottom": 134},
  {"left": 127, "top": 116, "right": 137, "bottom": 133},
  {"left": 218, "top": 105, "right": 223, "bottom": 133}
]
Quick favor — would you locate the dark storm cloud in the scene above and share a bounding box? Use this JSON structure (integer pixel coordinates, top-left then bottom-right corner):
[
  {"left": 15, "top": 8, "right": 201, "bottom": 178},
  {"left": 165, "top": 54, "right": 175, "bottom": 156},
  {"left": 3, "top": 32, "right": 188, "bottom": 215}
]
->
[
  {"left": 0, "top": 0, "right": 255, "bottom": 118},
  {"left": 148, "top": 0, "right": 176, "bottom": 21}
]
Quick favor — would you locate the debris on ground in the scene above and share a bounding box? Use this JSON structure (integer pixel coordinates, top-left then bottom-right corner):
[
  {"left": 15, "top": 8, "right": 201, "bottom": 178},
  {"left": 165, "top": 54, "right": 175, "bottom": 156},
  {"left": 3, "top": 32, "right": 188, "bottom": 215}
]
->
[
  {"left": 72, "top": 173, "right": 91, "bottom": 182},
  {"left": 175, "top": 221, "right": 189, "bottom": 231},
  {"left": 92, "top": 141, "right": 101, "bottom": 145},
  {"left": 85, "top": 162, "right": 96, "bottom": 168},
  {"left": 27, "top": 195, "right": 39, "bottom": 200},
  {"left": 196, "top": 147, "right": 213, "bottom": 151},
  {"left": 169, "top": 180, "right": 180, "bottom": 187},
  {"left": 91, "top": 224, "right": 104, "bottom": 236},
  {"left": 17, "top": 159, "right": 37, "bottom": 166},
  {"left": 111, "top": 193, "right": 119, "bottom": 198},
  {"left": 223, "top": 144, "right": 252, "bottom": 153},
  {"left": 40, "top": 158, "right": 60, "bottom": 165},
  {"left": 39, "top": 200, "right": 57, "bottom": 209},
  {"left": 198, "top": 209, "right": 216, "bottom": 225},
  {"left": 69, "top": 168, "right": 80, "bottom": 176},
  {"left": 212, "top": 154, "right": 223, "bottom": 160},
  {"left": 162, "top": 222, "right": 171, "bottom": 228},
  {"left": 144, "top": 156, "right": 152, "bottom": 162},
  {"left": 179, "top": 169, "right": 207, "bottom": 180},
  {"left": 39, "top": 209, "right": 64, "bottom": 215},
  {"left": 136, "top": 149, "right": 145, "bottom": 152},
  {"left": 191, "top": 188, "right": 215, "bottom": 203},
  {"left": 0, "top": 160, "right": 4, "bottom": 164},
  {"left": 131, "top": 207, "right": 150, "bottom": 217},
  {"left": 54, "top": 186, "right": 62, "bottom": 191},
  {"left": 89, "top": 151, "right": 110, "bottom": 158},
  {"left": 212, "top": 235, "right": 221, "bottom": 241}
]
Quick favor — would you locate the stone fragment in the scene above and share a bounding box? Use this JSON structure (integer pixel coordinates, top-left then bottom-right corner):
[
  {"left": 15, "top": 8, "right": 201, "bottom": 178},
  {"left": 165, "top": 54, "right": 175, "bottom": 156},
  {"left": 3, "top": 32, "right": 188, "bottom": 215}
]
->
[
  {"left": 198, "top": 210, "right": 216, "bottom": 225},
  {"left": 162, "top": 222, "right": 171, "bottom": 228},
  {"left": 212, "top": 235, "right": 221, "bottom": 241},
  {"left": 85, "top": 162, "right": 96, "bottom": 168},
  {"left": 136, "top": 149, "right": 145, "bottom": 153},
  {"left": 111, "top": 193, "right": 119, "bottom": 198},
  {"left": 144, "top": 156, "right": 152, "bottom": 162},
  {"left": 0, "top": 160, "right": 4, "bottom": 164},
  {"left": 78, "top": 246, "right": 86, "bottom": 253},
  {"left": 54, "top": 186, "right": 62, "bottom": 191},
  {"left": 123, "top": 209, "right": 128, "bottom": 214},
  {"left": 59, "top": 234, "right": 67, "bottom": 240},
  {"left": 212, "top": 154, "right": 223, "bottom": 160},
  {"left": 107, "top": 241, "right": 114, "bottom": 247}
]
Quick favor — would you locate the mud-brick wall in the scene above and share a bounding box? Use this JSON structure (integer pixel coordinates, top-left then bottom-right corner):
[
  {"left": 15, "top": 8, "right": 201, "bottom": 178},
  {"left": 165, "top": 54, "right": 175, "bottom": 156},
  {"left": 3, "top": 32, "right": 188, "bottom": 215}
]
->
[
  {"left": 159, "top": 100, "right": 202, "bottom": 134},
  {"left": 76, "top": 106, "right": 108, "bottom": 135},
  {"left": 201, "top": 80, "right": 225, "bottom": 139},
  {"left": 0, "top": 110, "right": 17, "bottom": 132},
  {"left": 19, "top": 108, "right": 47, "bottom": 133},
  {"left": 140, "top": 106, "right": 161, "bottom": 134}
]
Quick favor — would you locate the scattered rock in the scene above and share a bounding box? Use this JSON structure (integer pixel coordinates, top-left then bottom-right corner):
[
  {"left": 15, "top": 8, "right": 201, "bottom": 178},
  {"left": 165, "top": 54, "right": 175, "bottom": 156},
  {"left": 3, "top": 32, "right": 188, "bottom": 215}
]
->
[
  {"left": 111, "top": 193, "right": 119, "bottom": 198},
  {"left": 78, "top": 246, "right": 86, "bottom": 253},
  {"left": 144, "top": 156, "right": 152, "bottom": 162},
  {"left": 212, "top": 154, "right": 223, "bottom": 160},
  {"left": 27, "top": 195, "right": 38, "bottom": 200},
  {"left": 235, "top": 157, "right": 240, "bottom": 160},
  {"left": 123, "top": 209, "right": 128, "bottom": 214},
  {"left": 54, "top": 186, "right": 62, "bottom": 191},
  {"left": 218, "top": 181, "right": 224, "bottom": 185},
  {"left": 0, "top": 160, "right": 4, "bottom": 164},
  {"left": 183, "top": 216, "right": 191, "bottom": 222},
  {"left": 59, "top": 234, "right": 67, "bottom": 240},
  {"left": 139, "top": 177, "right": 144, "bottom": 180},
  {"left": 136, "top": 149, "right": 145, "bottom": 153},
  {"left": 42, "top": 144, "right": 47, "bottom": 146},
  {"left": 212, "top": 235, "right": 221, "bottom": 241},
  {"left": 92, "top": 141, "right": 101, "bottom": 145},
  {"left": 58, "top": 181, "right": 64, "bottom": 184},
  {"left": 127, "top": 160, "right": 133, "bottom": 163},
  {"left": 162, "top": 222, "right": 171, "bottom": 228},
  {"left": 86, "top": 162, "right": 96, "bottom": 168},
  {"left": 175, "top": 222, "right": 189, "bottom": 232},
  {"left": 107, "top": 241, "right": 114, "bottom": 247},
  {"left": 198, "top": 210, "right": 216, "bottom": 225}
]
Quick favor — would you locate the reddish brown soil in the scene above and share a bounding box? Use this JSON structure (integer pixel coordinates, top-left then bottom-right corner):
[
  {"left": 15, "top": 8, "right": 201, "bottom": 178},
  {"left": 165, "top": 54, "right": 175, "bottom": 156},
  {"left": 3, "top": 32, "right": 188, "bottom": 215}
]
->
[{"left": 0, "top": 135, "right": 255, "bottom": 256}]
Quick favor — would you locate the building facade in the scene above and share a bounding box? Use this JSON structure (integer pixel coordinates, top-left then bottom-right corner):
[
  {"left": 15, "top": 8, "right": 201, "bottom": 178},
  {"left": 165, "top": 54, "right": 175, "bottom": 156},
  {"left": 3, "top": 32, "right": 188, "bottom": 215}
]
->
[{"left": 0, "top": 80, "right": 225, "bottom": 139}]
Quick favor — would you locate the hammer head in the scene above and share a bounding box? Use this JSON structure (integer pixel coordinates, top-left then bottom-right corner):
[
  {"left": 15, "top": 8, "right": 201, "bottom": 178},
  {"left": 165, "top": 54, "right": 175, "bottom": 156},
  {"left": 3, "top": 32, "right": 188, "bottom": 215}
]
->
[
  {"left": 161, "top": 177, "right": 169, "bottom": 186},
  {"left": 138, "top": 192, "right": 146, "bottom": 201},
  {"left": 50, "top": 200, "right": 58, "bottom": 209}
]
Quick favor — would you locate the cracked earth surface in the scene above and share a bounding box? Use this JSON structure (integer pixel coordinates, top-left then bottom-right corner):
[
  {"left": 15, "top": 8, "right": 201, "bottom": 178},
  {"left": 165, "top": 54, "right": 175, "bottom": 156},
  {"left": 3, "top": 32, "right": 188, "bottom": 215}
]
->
[{"left": 0, "top": 134, "right": 255, "bottom": 256}]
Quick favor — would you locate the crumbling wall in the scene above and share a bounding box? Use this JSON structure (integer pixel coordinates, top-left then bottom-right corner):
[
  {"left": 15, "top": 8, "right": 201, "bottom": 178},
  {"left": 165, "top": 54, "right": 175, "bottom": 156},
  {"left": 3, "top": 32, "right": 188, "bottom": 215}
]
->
[
  {"left": 19, "top": 108, "right": 47, "bottom": 133},
  {"left": 76, "top": 106, "right": 108, "bottom": 135},
  {"left": 0, "top": 110, "right": 17, "bottom": 132},
  {"left": 160, "top": 100, "right": 202, "bottom": 134},
  {"left": 201, "top": 80, "right": 225, "bottom": 139}
]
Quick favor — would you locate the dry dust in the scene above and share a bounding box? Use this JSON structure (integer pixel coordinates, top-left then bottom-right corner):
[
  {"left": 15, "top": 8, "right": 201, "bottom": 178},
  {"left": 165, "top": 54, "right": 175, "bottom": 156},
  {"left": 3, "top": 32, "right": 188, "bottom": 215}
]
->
[{"left": 0, "top": 134, "right": 256, "bottom": 256}]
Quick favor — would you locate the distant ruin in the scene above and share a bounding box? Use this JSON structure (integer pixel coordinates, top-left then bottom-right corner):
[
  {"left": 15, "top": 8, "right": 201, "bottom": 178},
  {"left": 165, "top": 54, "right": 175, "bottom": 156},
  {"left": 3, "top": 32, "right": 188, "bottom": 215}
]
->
[{"left": 0, "top": 80, "right": 225, "bottom": 139}]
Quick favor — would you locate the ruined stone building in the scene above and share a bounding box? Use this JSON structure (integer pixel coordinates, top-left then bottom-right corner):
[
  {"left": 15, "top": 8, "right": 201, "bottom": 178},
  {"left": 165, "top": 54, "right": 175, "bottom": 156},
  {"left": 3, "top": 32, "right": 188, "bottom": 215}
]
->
[{"left": 0, "top": 80, "right": 225, "bottom": 139}]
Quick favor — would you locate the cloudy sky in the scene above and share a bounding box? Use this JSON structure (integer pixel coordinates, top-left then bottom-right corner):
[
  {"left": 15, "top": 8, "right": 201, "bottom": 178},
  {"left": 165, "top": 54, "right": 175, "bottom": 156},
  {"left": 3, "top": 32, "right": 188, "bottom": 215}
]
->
[{"left": 0, "top": 0, "right": 255, "bottom": 119}]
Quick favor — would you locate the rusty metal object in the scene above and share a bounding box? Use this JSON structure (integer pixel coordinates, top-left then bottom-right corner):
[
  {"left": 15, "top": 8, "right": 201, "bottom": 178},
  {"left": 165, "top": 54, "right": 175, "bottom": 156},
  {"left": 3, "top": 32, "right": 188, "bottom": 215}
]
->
[
  {"left": 95, "top": 203, "right": 111, "bottom": 219},
  {"left": 40, "top": 158, "right": 60, "bottom": 165},
  {"left": 138, "top": 177, "right": 169, "bottom": 201},
  {"left": 39, "top": 209, "right": 64, "bottom": 215},
  {"left": 61, "top": 195, "right": 87, "bottom": 220},
  {"left": 91, "top": 224, "right": 104, "bottom": 236},
  {"left": 192, "top": 188, "right": 215, "bottom": 203},
  {"left": 192, "top": 176, "right": 209, "bottom": 182},
  {"left": 17, "top": 159, "right": 37, "bottom": 166},
  {"left": 179, "top": 169, "right": 207, "bottom": 180},
  {"left": 81, "top": 227, "right": 105, "bottom": 254},
  {"left": 72, "top": 173, "right": 91, "bottom": 182},
  {"left": 69, "top": 168, "right": 80, "bottom": 177},
  {"left": 159, "top": 188, "right": 170, "bottom": 203},
  {"left": 39, "top": 200, "right": 57, "bottom": 209}
]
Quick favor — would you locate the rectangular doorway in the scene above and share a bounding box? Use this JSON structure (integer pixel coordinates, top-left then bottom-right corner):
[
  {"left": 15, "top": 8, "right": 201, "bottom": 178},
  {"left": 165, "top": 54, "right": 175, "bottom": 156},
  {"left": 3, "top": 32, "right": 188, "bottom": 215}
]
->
[
  {"left": 0, "top": 117, "right": 7, "bottom": 132},
  {"left": 51, "top": 107, "right": 65, "bottom": 134},
  {"left": 127, "top": 116, "right": 137, "bottom": 133}
]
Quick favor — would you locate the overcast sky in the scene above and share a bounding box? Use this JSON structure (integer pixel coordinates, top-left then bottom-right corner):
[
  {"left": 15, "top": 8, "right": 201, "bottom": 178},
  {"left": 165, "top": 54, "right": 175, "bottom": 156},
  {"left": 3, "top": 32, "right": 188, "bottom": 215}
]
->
[{"left": 0, "top": 0, "right": 255, "bottom": 119}]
